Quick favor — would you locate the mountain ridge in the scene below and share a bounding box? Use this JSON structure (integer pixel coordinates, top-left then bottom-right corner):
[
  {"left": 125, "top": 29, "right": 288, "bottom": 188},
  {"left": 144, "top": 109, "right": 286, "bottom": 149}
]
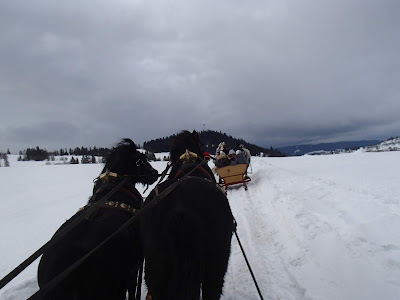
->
[
  {"left": 143, "top": 130, "right": 285, "bottom": 157},
  {"left": 278, "top": 140, "right": 381, "bottom": 156}
]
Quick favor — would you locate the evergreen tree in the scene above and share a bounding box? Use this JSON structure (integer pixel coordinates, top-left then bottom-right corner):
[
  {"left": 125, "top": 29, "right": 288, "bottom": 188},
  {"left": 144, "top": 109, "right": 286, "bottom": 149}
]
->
[
  {"left": 3, "top": 153, "right": 10, "bottom": 167},
  {"left": 25, "top": 147, "right": 49, "bottom": 161},
  {"left": 145, "top": 151, "right": 157, "bottom": 161},
  {"left": 81, "top": 155, "right": 91, "bottom": 164}
]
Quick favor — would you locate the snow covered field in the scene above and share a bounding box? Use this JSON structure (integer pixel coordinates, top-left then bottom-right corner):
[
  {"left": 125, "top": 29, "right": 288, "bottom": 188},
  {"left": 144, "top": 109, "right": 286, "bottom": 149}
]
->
[{"left": 1, "top": 151, "right": 399, "bottom": 299}]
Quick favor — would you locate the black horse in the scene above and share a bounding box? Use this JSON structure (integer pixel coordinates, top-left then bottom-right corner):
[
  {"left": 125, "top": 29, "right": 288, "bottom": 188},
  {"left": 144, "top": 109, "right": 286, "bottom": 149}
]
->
[
  {"left": 37, "top": 139, "right": 158, "bottom": 300},
  {"left": 140, "top": 130, "right": 234, "bottom": 300}
]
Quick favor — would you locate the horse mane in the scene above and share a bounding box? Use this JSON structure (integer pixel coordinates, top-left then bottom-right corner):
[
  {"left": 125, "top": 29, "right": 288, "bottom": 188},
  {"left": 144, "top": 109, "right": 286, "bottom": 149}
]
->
[
  {"left": 103, "top": 138, "right": 139, "bottom": 173},
  {"left": 115, "top": 138, "right": 138, "bottom": 151},
  {"left": 170, "top": 130, "right": 204, "bottom": 162}
]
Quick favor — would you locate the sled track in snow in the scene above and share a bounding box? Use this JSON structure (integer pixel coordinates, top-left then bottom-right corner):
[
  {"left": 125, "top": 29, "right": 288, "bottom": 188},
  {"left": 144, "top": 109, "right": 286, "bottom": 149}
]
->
[{"left": 224, "top": 165, "right": 310, "bottom": 300}]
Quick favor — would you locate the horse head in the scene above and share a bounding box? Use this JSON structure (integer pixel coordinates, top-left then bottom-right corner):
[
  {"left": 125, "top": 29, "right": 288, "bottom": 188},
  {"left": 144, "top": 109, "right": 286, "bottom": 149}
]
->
[
  {"left": 102, "top": 138, "right": 159, "bottom": 186},
  {"left": 169, "top": 131, "right": 215, "bottom": 182},
  {"left": 170, "top": 130, "right": 204, "bottom": 162}
]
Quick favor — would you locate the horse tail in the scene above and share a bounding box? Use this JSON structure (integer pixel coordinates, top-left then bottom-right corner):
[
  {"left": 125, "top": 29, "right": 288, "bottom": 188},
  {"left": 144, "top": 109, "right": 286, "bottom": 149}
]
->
[{"left": 165, "top": 208, "right": 203, "bottom": 299}]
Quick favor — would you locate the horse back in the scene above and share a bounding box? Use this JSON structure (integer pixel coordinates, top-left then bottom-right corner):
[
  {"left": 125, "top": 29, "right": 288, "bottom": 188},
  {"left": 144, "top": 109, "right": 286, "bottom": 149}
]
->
[
  {"left": 38, "top": 210, "right": 140, "bottom": 300},
  {"left": 141, "top": 177, "right": 233, "bottom": 299}
]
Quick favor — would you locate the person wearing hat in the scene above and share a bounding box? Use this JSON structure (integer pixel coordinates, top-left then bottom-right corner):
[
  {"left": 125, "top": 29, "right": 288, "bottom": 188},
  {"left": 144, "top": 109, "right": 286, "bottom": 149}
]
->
[
  {"left": 239, "top": 144, "right": 251, "bottom": 165},
  {"left": 203, "top": 152, "right": 211, "bottom": 161},
  {"left": 215, "top": 151, "right": 230, "bottom": 168},
  {"left": 236, "top": 147, "right": 251, "bottom": 178},
  {"left": 216, "top": 142, "right": 228, "bottom": 157},
  {"left": 228, "top": 149, "right": 236, "bottom": 163},
  {"left": 231, "top": 149, "right": 247, "bottom": 165}
]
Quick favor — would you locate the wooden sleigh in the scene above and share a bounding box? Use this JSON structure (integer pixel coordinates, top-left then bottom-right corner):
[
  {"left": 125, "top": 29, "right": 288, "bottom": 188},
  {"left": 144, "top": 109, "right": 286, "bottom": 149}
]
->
[{"left": 216, "top": 164, "right": 251, "bottom": 191}]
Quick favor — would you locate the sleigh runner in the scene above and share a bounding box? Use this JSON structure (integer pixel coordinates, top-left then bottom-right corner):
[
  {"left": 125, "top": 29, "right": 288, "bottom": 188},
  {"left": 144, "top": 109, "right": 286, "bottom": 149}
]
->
[{"left": 216, "top": 163, "right": 251, "bottom": 191}]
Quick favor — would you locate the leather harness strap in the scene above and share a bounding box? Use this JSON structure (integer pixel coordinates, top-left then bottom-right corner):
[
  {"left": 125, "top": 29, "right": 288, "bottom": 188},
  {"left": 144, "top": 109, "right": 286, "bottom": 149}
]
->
[
  {"left": 97, "top": 200, "right": 138, "bottom": 215},
  {"left": 78, "top": 185, "right": 142, "bottom": 216},
  {"left": 174, "top": 166, "right": 214, "bottom": 181},
  {"left": 28, "top": 159, "right": 209, "bottom": 300}
]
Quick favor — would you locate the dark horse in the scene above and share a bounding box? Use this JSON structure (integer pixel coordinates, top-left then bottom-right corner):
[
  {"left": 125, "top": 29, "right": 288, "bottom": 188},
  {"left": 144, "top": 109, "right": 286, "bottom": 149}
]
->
[
  {"left": 140, "top": 131, "right": 234, "bottom": 299},
  {"left": 37, "top": 139, "right": 158, "bottom": 300}
]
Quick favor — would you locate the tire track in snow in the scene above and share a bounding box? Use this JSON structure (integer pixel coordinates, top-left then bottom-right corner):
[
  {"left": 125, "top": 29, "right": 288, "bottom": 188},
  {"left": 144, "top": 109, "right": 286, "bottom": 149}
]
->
[
  {"left": 264, "top": 159, "right": 400, "bottom": 300},
  {"left": 265, "top": 163, "right": 352, "bottom": 300},
  {"left": 223, "top": 161, "right": 309, "bottom": 300}
]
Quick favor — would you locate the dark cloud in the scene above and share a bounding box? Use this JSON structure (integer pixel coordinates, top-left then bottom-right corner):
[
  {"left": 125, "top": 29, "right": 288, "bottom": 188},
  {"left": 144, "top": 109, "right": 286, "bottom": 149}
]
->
[{"left": 1, "top": 0, "right": 400, "bottom": 152}]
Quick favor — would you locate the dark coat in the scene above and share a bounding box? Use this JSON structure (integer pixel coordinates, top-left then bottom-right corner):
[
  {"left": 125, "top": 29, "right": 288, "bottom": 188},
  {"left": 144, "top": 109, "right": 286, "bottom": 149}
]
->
[
  {"left": 215, "top": 157, "right": 231, "bottom": 168},
  {"left": 231, "top": 152, "right": 247, "bottom": 165}
]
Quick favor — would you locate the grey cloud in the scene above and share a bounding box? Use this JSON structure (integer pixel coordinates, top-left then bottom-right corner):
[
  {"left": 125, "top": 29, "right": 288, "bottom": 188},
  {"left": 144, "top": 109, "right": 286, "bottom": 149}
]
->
[
  {"left": 1, "top": 0, "right": 400, "bottom": 152},
  {"left": 3, "top": 121, "right": 79, "bottom": 149}
]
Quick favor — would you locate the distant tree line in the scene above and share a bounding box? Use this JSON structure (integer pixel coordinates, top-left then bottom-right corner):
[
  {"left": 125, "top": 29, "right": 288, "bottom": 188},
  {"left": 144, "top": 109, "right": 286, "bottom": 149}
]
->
[
  {"left": 15, "top": 145, "right": 159, "bottom": 162},
  {"left": 143, "top": 130, "right": 285, "bottom": 157},
  {"left": 54, "top": 146, "right": 111, "bottom": 157},
  {"left": 15, "top": 146, "right": 113, "bottom": 162},
  {"left": 143, "top": 136, "right": 172, "bottom": 153},
  {"left": 19, "top": 147, "right": 50, "bottom": 161},
  {"left": 9, "top": 130, "right": 285, "bottom": 162}
]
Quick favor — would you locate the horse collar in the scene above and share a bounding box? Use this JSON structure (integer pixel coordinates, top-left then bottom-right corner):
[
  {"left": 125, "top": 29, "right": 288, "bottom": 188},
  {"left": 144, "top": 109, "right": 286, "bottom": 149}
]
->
[
  {"left": 179, "top": 149, "right": 199, "bottom": 163},
  {"left": 97, "top": 200, "right": 139, "bottom": 215},
  {"left": 99, "top": 169, "right": 119, "bottom": 182},
  {"left": 173, "top": 149, "right": 216, "bottom": 181}
]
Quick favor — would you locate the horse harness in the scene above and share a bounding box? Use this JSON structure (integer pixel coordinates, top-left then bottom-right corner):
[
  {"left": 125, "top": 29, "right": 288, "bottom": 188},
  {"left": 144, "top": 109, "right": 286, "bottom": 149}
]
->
[
  {"left": 2, "top": 151, "right": 266, "bottom": 300},
  {"left": 78, "top": 169, "right": 143, "bottom": 216},
  {"left": 170, "top": 150, "right": 263, "bottom": 299},
  {"left": 173, "top": 150, "right": 214, "bottom": 182},
  {"left": 0, "top": 153, "right": 229, "bottom": 299}
]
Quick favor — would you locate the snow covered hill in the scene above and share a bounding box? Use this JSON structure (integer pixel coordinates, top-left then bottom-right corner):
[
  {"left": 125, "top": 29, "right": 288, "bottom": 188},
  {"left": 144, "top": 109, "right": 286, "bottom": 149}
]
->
[
  {"left": 365, "top": 137, "right": 400, "bottom": 152},
  {"left": 1, "top": 152, "right": 400, "bottom": 299}
]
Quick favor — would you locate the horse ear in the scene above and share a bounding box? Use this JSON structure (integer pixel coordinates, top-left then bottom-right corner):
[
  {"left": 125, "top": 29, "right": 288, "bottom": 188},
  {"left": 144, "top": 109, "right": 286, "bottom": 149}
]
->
[{"left": 192, "top": 130, "right": 199, "bottom": 138}]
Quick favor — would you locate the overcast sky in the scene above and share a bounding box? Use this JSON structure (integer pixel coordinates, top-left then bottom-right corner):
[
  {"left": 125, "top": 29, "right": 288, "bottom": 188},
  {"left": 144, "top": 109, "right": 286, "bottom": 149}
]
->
[{"left": 1, "top": 0, "right": 399, "bottom": 152}]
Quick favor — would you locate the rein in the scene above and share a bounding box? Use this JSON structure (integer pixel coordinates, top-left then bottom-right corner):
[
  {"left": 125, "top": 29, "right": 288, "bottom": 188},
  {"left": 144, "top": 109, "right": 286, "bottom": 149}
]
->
[
  {"left": 27, "top": 158, "right": 208, "bottom": 299},
  {"left": 1, "top": 155, "right": 265, "bottom": 300},
  {"left": 173, "top": 149, "right": 214, "bottom": 182},
  {"left": 171, "top": 151, "right": 265, "bottom": 299},
  {"left": 173, "top": 165, "right": 213, "bottom": 181},
  {"left": 232, "top": 218, "right": 265, "bottom": 300},
  {"left": 0, "top": 175, "right": 132, "bottom": 291}
]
